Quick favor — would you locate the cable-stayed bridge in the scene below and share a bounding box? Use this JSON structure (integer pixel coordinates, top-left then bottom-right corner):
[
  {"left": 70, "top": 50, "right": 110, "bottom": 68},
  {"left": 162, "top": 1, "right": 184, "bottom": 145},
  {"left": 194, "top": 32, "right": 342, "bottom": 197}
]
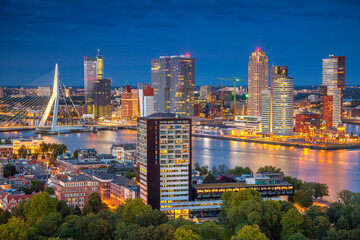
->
[{"left": 0, "top": 64, "right": 87, "bottom": 133}]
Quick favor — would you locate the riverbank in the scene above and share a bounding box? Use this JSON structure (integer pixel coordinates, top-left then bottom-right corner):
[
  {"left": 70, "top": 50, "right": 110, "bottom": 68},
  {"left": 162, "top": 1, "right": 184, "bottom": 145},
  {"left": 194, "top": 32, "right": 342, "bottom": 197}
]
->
[{"left": 193, "top": 133, "right": 360, "bottom": 150}]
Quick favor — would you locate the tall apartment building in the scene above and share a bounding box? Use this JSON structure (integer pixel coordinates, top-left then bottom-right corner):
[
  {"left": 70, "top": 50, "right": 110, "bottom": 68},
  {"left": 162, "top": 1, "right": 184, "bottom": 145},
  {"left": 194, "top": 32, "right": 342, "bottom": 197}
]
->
[
  {"left": 248, "top": 49, "right": 269, "bottom": 116},
  {"left": 151, "top": 54, "right": 196, "bottom": 116},
  {"left": 322, "top": 55, "right": 345, "bottom": 127},
  {"left": 138, "top": 83, "right": 155, "bottom": 117},
  {"left": 261, "top": 66, "right": 294, "bottom": 135},
  {"left": 84, "top": 53, "right": 111, "bottom": 119},
  {"left": 200, "top": 85, "right": 212, "bottom": 102},
  {"left": 137, "top": 113, "right": 191, "bottom": 211}
]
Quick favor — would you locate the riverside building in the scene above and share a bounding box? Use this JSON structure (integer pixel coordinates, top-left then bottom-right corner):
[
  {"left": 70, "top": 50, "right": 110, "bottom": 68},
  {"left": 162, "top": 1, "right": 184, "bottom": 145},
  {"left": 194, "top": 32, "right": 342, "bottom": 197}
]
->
[
  {"left": 248, "top": 48, "right": 269, "bottom": 116},
  {"left": 322, "top": 55, "right": 345, "bottom": 127}
]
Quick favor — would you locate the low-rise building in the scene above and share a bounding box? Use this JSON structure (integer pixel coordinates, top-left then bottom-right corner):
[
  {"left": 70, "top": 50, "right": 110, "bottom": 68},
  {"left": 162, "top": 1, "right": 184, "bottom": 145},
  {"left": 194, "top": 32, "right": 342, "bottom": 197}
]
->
[
  {"left": 0, "top": 192, "right": 35, "bottom": 211},
  {"left": 295, "top": 112, "right": 321, "bottom": 133},
  {"left": 54, "top": 174, "right": 100, "bottom": 209},
  {"left": 12, "top": 138, "right": 43, "bottom": 155},
  {"left": 223, "top": 115, "right": 261, "bottom": 133},
  {"left": 111, "top": 143, "right": 137, "bottom": 162},
  {"left": 0, "top": 145, "right": 13, "bottom": 157},
  {"left": 110, "top": 176, "right": 138, "bottom": 206},
  {"left": 58, "top": 158, "right": 107, "bottom": 173},
  {"left": 78, "top": 148, "right": 97, "bottom": 160}
]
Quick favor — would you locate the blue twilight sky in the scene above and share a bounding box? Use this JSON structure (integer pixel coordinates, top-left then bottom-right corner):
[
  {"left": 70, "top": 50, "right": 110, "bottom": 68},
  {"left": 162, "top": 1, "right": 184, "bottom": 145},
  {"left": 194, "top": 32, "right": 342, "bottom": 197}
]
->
[{"left": 0, "top": 0, "right": 359, "bottom": 87}]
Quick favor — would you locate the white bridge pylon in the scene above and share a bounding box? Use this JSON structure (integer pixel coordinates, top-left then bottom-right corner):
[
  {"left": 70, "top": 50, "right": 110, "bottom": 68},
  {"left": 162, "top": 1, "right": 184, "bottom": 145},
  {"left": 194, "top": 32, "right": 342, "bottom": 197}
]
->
[{"left": 38, "top": 63, "right": 60, "bottom": 131}]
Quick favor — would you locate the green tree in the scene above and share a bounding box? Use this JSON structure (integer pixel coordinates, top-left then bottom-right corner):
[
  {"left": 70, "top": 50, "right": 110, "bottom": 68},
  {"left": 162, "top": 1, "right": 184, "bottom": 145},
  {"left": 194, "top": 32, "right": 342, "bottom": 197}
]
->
[
  {"left": 325, "top": 202, "right": 344, "bottom": 223},
  {"left": 287, "top": 232, "right": 309, "bottom": 240},
  {"left": 212, "top": 165, "right": 219, "bottom": 175},
  {"left": 194, "top": 162, "right": 201, "bottom": 171},
  {"left": 294, "top": 190, "right": 313, "bottom": 208},
  {"left": 337, "top": 189, "right": 353, "bottom": 205},
  {"left": 227, "top": 166, "right": 252, "bottom": 176},
  {"left": 23, "top": 192, "right": 57, "bottom": 224},
  {"left": 73, "top": 149, "right": 79, "bottom": 158},
  {"left": 256, "top": 165, "right": 283, "bottom": 173},
  {"left": 324, "top": 229, "right": 348, "bottom": 240},
  {"left": 30, "top": 179, "right": 45, "bottom": 192},
  {"left": 203, "top": 172, "right": 216, "bottom": 183},
  {"left": 120, "top": 198, "right": 152, "bottom": 224},
  {"left": 199, "top": 221, "right": 222, "bottom": 240},
  {"left": 34, "top": 212, "right": 62, "bottom": 237},
  {"left": 152, "top": 224, "right": 175, "bottom": 240},
  {"left": 335, "top": 215, "right": 350, "bottom": 231},
  {"left": 281, "top": 208, "right": 304, "bottom": 237},
  {"left": 312, "top": 216, "right": 330, "bottom": 239},
  {"left": 125, "top": 170, "right": 137, "bottom": 179},
  {"left": 135, "top": 209, "right": 168, "bottom": 227},
  {"left": 199, "top": 165, "right": 209, "bottom": 176},
  {"left": 18, "top": 145, "right": 29, "bottom": 159},
  {"left": 88, "top": 218, "right": 114, "bottom": 240},
  {"left": 86, "top": 192, "right": 103, "bottom": 214},
  {"left": 4, "top": 164, "right": 18, "bottom": 177},
  {"left": 0, "top": 209, "right": 11, "bottom": 224},
  {"left": 168, "top": 217, "right": 196, "bottom": 228},
  {"left": 284, "top": 176, "right": 303, "bottom": 190},
  {"left": 314, "top": 183, "right": 329, "bottom": 199},
  {"left": 45, "top": 187, "right": 55, "bottom": 195},
  {"left": 174, "top": 227, "right": 200, "bottom": 240},
  {"left": 4, "top": 139, "right": 11, "bottom": 144},
  {"left": 305, "top": 205, "right": 327, "bottom": 220},
  {"left": 53, "top": 144, "right": 67, "bottom": 157},
  {"left": 218, "top": 164, "right": 229, "bottom": 174},
  {"left": 0, "top": 216, "right": 32, "bottom": 240},
  {"left": 232, "top": 224, "right": 268, "bottom": 240}
]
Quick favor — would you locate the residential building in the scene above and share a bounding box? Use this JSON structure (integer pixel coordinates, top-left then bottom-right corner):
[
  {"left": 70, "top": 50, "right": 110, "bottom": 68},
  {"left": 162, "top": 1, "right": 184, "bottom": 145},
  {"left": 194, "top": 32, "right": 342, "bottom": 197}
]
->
[
  {"left": 92, "top": 78, "right": 111, "bottom": 119},
  {"left": 323, "top": 95, "right": 334, "bottom": 128},
  {"left": 54, "top": 174, "right": 100, "bottom": 208},
  {"left": 111, "top": 143, "right": 137, "bottom": 162},
  {"left": 0, "top": 193, "right": 35, "bottom": 211},
  {"left": 152, "top": 54, "right": 196, "bottom": 116},
  {"left": 110, "top": 175, "right": 138, "bottom": 206},
  {"left": 248, "top": 48, "right": 269, "bottom": 116},
  {"left": 58, "top": 158, "right": 107, "bottom": 173},
  {"left": 137, "top": 113, "right": 192, "bottom": 211},
  {"left": 78, "top": 148, "right": 97, "bottom": 160},
  {"left": 199, "top": 85, "right": 212, "bottom": 102},
  {"left": 322, "top": 55, "right": 345, "bottom": 127},
  {"left": 261, "top": 90, "right": 271, "bottom": 133}
]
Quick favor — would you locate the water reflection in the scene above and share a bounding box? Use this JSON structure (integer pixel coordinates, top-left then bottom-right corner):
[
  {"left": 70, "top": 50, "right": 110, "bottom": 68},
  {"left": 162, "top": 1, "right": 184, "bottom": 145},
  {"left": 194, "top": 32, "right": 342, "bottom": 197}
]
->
[{"left": 1, "top": 126, "right": 360, "bottom": 200}]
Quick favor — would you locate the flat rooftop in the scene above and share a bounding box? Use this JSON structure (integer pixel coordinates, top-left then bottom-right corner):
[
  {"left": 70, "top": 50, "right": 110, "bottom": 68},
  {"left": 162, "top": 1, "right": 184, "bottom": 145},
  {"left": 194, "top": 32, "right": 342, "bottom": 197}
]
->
[{"left": 193, "top": 181, "right": 293, "bottom": 189}]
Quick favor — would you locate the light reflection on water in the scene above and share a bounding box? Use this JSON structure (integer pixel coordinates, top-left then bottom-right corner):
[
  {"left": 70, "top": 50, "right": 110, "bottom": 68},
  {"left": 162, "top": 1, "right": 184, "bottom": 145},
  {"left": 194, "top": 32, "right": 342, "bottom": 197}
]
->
[{"left": 1, "top": 124, "right": 360, "bottom": 200}]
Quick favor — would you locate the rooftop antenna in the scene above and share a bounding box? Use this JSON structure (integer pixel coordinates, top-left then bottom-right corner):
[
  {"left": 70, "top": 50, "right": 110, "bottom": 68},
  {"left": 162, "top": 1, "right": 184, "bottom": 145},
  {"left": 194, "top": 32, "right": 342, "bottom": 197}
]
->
[
  {"left": 97, "top": 49, "right": 100, "bottom": 56},
  {"left": 272, "top": 57, "right": 274, "bottom": 67}
]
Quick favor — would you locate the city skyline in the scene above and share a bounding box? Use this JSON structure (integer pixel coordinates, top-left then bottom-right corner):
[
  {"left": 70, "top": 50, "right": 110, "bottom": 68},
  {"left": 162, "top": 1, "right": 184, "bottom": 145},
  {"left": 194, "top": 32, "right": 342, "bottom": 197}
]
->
[{"left": 1, "top": 0, "right": 359, "bottom": 87}]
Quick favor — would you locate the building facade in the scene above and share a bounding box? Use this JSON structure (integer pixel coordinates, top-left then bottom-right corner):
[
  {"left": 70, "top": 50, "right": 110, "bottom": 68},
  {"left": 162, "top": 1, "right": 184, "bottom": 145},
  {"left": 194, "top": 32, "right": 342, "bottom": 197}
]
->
[
  {"left": 248, "top": 49, "right": 269, "bottom": 116},
  {"left": 121, "top": 86, "right": 139, "bottom": 119},
  {"left": 152, "top": 54, "right": 196, "bottom": 116},
  {"left": 137, "top": 113, "right": 192, "bottom": 211},
  {"left": 54, "top": 174, "right": 100, "bottom": 209},
  {"left": 261, "top": 90, "right": 271, "bottom": 133},
  {"left": 92, "top": 78, "right": 111, "bottom": 119},
  {"left": 138, "top": 84, "right": 155, "bottom": 117},
  {"left": 322, "top": 55, "right": 345, "bottom": 127},
  {"left": 295, "top": 112, "right": 321, "bottom": 133}
]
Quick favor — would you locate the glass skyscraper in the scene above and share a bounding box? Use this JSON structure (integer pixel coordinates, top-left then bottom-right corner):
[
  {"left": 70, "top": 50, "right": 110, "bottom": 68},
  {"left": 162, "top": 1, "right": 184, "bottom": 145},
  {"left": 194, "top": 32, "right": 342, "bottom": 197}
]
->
[{"left": 151, "top": 54, "right": 195, "bottom": 116}]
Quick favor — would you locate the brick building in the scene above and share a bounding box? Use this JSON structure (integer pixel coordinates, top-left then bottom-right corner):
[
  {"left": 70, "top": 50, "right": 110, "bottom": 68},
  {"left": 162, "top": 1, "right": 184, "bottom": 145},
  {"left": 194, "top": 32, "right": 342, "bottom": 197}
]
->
[
  {"left": 110, "top": 176, "right": 137, "bottom": 206},
  {"left": 54, "top": 174, "right": 100, "bottom": 208},
  {"left": 295, "top": 112, "right": 321, "bottom": 133}
]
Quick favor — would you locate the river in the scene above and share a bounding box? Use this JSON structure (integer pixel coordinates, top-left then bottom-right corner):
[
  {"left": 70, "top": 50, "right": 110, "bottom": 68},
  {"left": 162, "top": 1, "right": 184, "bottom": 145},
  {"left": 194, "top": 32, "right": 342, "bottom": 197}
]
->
[{"left": 1, "top": 123, "right": 360, "bottom": 200}]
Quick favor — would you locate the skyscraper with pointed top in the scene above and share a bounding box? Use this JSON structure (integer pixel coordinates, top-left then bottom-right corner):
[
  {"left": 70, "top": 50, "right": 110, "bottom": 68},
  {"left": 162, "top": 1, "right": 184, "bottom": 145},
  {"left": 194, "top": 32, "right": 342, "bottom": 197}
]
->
[{"left": 248, "top": 48, "right": 269, "bottom": 116}]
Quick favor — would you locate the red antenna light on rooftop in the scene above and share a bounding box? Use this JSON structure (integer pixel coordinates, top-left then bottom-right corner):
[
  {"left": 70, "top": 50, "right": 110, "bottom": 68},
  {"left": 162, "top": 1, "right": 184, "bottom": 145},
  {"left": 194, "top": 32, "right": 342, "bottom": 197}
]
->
[
  {"left": 256, "top": 48, "right": 261, "bottom": 52},
  {"left": 185, "top": 53, "right": 190, "bottom": 57}
]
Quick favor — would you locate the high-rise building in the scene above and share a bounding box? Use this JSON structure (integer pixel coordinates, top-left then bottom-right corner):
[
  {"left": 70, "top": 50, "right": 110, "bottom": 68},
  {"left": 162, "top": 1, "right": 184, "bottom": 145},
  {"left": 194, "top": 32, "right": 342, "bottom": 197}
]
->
[
  {"left": 261, "top": 90, "right": 271, "bottom": 133},
  {"left": 0, "top": 87, "right": 4, "bottom": 98},
  {"left": 200, "top": 85, "right": 212, "bottom": 102},
  {"left": 272, "top": 76, "right": 294, "bottom": 134},
  {"left": 261, "top": 66, "right": 294, "bottom": 135},
  {"left": 152, "top": 54, "right": 196, "bottom": 116},
  {"left": 248, "top": 48, "right": 269, "bottom": 116},
  {"left": 138, "top": 84, "right": 155, "bottom": 117},
  {"left": 121, "top": 86, "right": 139, "bottom": 119},
  {"left": 323, "top": 95, "right": 333, "bottom": 128},
  {"left": 322, "top": 55, "right": 345, "bottom": 127},
  {"left": 137, "top": 113, "right": 191, "bottom": 211},
  {"left": 92, "top": 78, "right": 111, "bottom": 119},
  {"left": 84, "top": 53, "right": 107, "bottom": 119}
]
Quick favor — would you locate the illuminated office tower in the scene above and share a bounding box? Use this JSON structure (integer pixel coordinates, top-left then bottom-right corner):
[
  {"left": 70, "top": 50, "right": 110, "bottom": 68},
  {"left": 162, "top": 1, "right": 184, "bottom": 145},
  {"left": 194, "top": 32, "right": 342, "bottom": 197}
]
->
[
  {"left": 137, "top": 113, "right": 192, "bottom": 210},
  {"left": 121, "top": 86, "right": 139, "bottom": 119},
  {"left": 271, "top": 73, "right": 294, "bottom": 134},
  {"left": 152, "top": 54, "right": 196, "bottom": 116},
  {"left": 261, "top": 66, "right": 294, "bottom": 134},
  {"left": 84, "top": 53, "right": 105, "bottom": 118},
  {"left": 322, "top": 55, "right": 345, "bottom": 127},
  {"left": 261, "top": 90, "right": 271, "bottom": 133},
  {"left": 248, "top": 49, "right": 269, "bottom": 116},
  {"left": 92, "top": 78, "right": 111, "bottom": 119}
]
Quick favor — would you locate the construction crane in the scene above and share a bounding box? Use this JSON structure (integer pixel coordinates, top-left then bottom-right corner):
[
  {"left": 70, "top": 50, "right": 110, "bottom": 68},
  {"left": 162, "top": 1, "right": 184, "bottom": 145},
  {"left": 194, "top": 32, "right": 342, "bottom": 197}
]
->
[{"left": 218, "top": 75, "right": 244, "bottom": 117}]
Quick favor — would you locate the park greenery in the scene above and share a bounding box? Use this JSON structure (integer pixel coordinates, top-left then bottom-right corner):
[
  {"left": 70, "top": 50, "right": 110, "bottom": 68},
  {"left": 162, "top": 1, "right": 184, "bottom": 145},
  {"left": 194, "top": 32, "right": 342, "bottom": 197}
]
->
[{"left": 0, "top": 165, "right": 359, "bottom": 239}]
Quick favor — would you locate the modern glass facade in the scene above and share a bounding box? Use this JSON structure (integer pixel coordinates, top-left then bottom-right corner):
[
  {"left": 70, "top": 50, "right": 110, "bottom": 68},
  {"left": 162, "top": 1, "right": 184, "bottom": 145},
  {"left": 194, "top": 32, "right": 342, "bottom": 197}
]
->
[
  {"left": 84, "top": 54, "right": 109, "bottom": 119},
  {"left": 322, "top": 55, "right": 345, "bottom": 127},
  {"left": 152, "top": 55, "right": 196, "bottom": 116}
]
